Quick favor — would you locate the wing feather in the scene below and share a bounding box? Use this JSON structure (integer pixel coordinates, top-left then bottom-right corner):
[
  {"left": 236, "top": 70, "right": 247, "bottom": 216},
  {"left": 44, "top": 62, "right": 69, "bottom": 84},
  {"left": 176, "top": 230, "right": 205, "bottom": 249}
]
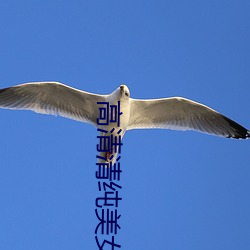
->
[
  {"left": 0, "top": 82, "right": 106, "bottom": 126},
  {"left": 128, "top": 97, "right": 249, "bottom": 139}
]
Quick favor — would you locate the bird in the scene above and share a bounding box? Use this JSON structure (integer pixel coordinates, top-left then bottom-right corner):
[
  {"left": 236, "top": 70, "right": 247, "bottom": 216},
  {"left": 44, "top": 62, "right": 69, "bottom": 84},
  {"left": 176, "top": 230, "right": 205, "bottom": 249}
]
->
[{"left": 0, "top": 82, "right": 249, "bottom": 163}]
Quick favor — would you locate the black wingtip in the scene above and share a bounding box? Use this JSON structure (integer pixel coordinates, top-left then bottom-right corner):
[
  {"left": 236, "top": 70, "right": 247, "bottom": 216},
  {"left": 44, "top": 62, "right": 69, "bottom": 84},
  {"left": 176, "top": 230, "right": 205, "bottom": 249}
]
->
[
  {"left": 222, "top": 115, "right": 250, "bottom": 139},
  {"left": 0, "top": 88, "right": 8, "bottom": 94},
  {"left": 247, "top": 131, "right": 250, "bottom": 138}
]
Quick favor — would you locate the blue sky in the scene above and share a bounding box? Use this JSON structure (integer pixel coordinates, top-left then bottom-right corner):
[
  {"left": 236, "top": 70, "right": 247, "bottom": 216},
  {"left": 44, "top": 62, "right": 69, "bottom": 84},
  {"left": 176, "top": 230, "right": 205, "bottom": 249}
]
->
[{"left": 0, "top": 1, "right": 249, "bottom": 249}]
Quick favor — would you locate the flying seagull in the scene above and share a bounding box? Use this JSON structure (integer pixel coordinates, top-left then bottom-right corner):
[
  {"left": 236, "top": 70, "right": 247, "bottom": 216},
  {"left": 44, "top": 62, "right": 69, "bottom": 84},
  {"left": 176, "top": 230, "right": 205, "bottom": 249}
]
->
[{"left": 0, "top": 82, "right": 249, "bottom": 163}]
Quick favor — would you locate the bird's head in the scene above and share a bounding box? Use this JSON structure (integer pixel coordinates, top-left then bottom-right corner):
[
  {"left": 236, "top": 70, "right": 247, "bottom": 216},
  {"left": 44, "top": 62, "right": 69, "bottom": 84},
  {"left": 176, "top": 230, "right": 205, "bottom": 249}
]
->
[
  {"left": 110, "top": 84, "right": 130, "bottom": 103},
  {"left": 119, "top": 84, "right": 130, "bottom": 99}
]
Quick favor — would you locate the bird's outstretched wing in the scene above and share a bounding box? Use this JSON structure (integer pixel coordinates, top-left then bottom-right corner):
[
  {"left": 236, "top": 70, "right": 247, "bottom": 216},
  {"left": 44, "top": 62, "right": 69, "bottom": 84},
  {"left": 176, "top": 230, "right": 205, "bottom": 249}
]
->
[
  {"left": 128, "top": 97, "right": 249, "bottom": 139},
  {"left": 0, "top": 82, "right": 106, "bottom": 126}
]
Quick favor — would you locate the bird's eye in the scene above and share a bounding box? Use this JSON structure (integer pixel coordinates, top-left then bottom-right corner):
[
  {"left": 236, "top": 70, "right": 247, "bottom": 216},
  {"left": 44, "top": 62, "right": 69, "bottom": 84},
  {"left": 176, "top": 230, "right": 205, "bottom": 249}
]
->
[{"left": 125, "top": 92, "right": 129, "bottom": 97}]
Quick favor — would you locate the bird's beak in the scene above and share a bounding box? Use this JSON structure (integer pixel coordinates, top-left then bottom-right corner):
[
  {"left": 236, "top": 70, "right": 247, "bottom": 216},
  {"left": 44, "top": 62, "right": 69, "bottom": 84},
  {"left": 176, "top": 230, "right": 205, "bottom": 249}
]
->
[{"left": 120, "top": 85, "right": 125, "bottom": 94}]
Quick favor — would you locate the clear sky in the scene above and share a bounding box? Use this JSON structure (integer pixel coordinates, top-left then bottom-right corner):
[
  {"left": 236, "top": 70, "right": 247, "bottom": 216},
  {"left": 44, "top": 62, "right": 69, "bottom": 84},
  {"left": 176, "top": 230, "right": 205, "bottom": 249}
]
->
[{"left": 0, "top": 1, "right": 249, "bottom": 249}]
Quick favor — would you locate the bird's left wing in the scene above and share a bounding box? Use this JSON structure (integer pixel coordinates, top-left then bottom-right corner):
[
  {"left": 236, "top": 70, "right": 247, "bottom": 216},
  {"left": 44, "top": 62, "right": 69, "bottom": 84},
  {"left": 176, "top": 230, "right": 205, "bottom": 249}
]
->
[
  {"left": 128, "top": 97, "right": 249, "bottom": 139},
  {"left": 0, "top": 82, "right": 106, "bottom": 126}
]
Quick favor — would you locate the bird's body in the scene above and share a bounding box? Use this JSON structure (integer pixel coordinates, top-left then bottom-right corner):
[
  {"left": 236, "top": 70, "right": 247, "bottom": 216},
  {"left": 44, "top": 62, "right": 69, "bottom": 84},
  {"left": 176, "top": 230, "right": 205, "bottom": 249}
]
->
[{"left": 0, "top": 82, "right": 249, "bottom": 163}]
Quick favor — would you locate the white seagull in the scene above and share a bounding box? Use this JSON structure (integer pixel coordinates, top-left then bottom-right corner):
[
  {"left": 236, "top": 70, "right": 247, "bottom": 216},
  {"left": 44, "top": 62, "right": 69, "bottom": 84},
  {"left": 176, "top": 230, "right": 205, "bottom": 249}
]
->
[{"left": 0, "top": 82, "right": 249, "bottom": 163}]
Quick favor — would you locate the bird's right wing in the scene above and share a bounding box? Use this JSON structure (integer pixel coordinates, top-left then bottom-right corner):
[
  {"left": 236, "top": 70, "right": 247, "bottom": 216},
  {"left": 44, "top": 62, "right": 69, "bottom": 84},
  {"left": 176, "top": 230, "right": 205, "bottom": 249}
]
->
[
  {"left": 0, "top": 82, "right": 107, "bottom": 126},
  {"left": 128, "top": 97, "right": 249, "bottom": 139}
]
